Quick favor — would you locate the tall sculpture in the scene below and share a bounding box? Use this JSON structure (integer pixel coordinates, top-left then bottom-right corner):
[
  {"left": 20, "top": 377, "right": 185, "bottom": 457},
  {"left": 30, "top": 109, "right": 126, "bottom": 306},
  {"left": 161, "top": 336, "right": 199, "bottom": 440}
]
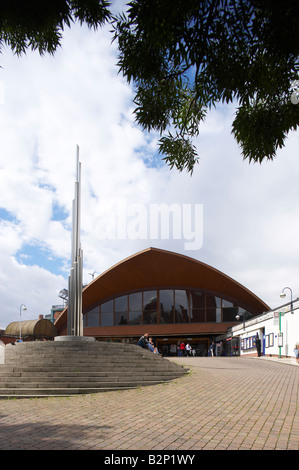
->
[{"left": 67, "top": 145, "right": 83, "bottom": 336}]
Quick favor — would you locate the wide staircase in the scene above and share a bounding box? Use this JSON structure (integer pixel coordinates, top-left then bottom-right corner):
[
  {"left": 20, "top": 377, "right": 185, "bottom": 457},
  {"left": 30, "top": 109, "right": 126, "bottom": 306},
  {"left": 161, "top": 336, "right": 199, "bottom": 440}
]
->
[{"left": 0, "top": 339, "right": 189, "bottom": 398}]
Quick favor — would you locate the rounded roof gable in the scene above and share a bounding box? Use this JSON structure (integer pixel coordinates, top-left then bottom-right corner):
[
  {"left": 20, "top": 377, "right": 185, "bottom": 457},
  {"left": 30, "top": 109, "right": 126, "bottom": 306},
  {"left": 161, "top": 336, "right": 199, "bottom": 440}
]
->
[
  {"left": 5, "top": 319, "right": 57, "bottom": 337},
  {"left": 55, "top": 247, "right": 269, "bottom": 331}
]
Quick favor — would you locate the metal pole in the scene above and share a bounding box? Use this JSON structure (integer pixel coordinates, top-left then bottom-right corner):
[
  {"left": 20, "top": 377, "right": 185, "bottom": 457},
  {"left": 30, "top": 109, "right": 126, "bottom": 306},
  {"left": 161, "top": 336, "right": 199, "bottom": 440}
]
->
[
  {"left": 19, "top": 304, "right": 26, "bottom": 340},
  {"left": 68, "top": 146, "right": 83, "bottom": 336},
  {"left": 279, "top": 311, "right": 282, "bottom": 358}
]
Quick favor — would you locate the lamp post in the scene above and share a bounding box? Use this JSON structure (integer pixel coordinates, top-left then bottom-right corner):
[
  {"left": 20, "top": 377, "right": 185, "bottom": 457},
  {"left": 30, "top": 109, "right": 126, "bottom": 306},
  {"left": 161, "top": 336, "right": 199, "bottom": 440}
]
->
[
  {"left": 278, "top": 287, "right": 293, "bottom": 358},
  {"left": 235, "top": 314, "right": 245, "bottom": 328},
  {"left": 280, "top": 287, "right": 293, "bottom": 314},
  {"left": 19, "top": 304, "right": 27, "bottom": 340}
]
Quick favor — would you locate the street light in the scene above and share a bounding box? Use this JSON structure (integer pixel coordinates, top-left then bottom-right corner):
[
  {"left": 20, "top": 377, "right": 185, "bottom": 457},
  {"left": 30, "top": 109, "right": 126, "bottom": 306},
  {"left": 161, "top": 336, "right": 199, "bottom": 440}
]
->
[
  {"left": 19, "top": 304, "right": 27, "bottom": 340},
  {"left": 235, "top": 311, "right": 252, "bottom": 327},
  {"left": 278, "top": 287, "right": 294, "bottom": 359},
  {"left": 235, "top": 314, "right": 245, "bottom": 329},
  {"left": 280, "top": 287, "right": 294, "bottom": 314}
]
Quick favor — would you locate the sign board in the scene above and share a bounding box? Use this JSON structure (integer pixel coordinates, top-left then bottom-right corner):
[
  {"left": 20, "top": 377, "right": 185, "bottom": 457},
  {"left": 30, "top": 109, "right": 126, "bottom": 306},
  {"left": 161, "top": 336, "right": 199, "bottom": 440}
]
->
[
  {"left": 273, "top": 311, "right": 279, "bottom": 325},
  {"left": 278, "top": 333, "right": 283, "bottom": 347},
  {"left": 273, "top": 311, "right": 284, "bottom": 326}
]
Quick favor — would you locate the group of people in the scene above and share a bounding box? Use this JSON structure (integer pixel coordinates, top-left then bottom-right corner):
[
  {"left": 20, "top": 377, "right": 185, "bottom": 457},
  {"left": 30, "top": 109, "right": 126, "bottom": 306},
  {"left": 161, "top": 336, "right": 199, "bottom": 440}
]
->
[
  {"left": 137, "top": 333, "right": 159, "bottom": 354},
  {"left": 137, "top": 335, "right": 195, "bottom": 357},
  {"left": 178, "top": 341, "right": 193, "bottom": 357}
]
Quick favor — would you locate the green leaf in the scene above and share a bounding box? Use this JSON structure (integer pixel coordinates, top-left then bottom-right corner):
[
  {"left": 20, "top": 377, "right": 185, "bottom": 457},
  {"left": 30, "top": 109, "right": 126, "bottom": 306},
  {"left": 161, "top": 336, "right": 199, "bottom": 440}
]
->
[{"left": 158, "top": 133, "right": 199, "bottom": 173}]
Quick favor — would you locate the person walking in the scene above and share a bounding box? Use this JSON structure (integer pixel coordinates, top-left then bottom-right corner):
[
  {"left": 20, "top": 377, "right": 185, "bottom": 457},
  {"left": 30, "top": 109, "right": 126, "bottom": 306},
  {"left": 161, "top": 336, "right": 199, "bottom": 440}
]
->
[
  {"left": 186, "top": 343, "right": 192, "bottom": 356},
  {"left": 180, "top": 341, "right": 186, "bottom": 357},
  {"left": 255, "top": 334, "right": 262, "bottom": 357},
  {"left": 210, "top": 341, "right": 216, "bottom": 357}
]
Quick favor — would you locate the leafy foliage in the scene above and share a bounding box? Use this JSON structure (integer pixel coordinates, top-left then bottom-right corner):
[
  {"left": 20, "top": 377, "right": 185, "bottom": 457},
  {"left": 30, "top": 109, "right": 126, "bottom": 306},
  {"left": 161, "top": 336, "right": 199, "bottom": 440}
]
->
[
  {"left": 232, "top": 97, "right": 299, "bottom": 163},
  {"left": 0, "top": 0, "right": 111, "bottom": 56},
  {"left": 159, "top": 133, "right": 199, "bottom": 173},
  {"left": 1, "top": 1, "right": 298, "bottom": 171},
  {"left": 113, "top": 0, "right": 299, "bottom": 171}
]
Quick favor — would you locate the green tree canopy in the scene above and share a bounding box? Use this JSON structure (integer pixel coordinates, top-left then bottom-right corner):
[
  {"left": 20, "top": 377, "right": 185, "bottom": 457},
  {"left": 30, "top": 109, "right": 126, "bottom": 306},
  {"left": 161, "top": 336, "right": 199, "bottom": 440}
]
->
[
  {"left": 0, "top": 0, "right": 111, "bottom": 56},
  {"left": 1, "top": 1, "right": 298, "bottom": 172},
  {"left": 113, "top": 0, "right": 299, "bottom": 172}
]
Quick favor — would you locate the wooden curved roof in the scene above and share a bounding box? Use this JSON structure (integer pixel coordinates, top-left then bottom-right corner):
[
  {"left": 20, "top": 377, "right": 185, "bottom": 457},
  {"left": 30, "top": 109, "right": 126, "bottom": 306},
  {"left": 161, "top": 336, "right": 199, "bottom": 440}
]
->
[
  {"left": 5, "top": 319, "right": 57, "bottom": 338},
  {"left": 55, "top": 247, "right": 269, "bottom": 333}
]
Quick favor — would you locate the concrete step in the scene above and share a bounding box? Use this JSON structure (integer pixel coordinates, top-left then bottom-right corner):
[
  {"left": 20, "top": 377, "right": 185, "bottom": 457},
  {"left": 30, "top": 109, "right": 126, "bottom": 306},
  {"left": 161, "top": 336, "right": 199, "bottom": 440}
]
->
[
  {"left": 0, "top": 386, "right": 139, "bottom": 397},
  {"left": 4, "top": 343, "right": 150, "bottom": 355},
  {"left": 2, "top": 358, "right": 184, "bottom": 367},
  {"left": 0, "top": 387, "right": 137, "bottom": 397},
  {"left": 0, "top": 378, "right": 172, "bottom": 388},
  {"left": 1, "top": 361, "right": 185, "bottom": 370},
  {"left": 0, "top": 369, "right": 185, "bottom": 378},
  {"left": 4, "top": 350, "right": 160, "bottom": 358},
  {"left": 3, "top": 355, "right": 174, "bottom": 366},
  {"left": 0, "top": 377, "right": 177, "bottom": 397},
  {"left": 0, "top": 372, "right": 182, "bottom": 384},
  {"left": 0, "top": 340, "right": 189, "bottom": 397}
]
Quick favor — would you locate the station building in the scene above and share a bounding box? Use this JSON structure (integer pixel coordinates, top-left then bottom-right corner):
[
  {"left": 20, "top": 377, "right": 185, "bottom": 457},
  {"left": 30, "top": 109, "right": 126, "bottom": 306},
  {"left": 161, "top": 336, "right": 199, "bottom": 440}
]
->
[
  {"left": 55, "top": 247, "right": 269, "bottom": 356},
  {"left": 227, "top": 298, "right": 299, "bottom": 359}
]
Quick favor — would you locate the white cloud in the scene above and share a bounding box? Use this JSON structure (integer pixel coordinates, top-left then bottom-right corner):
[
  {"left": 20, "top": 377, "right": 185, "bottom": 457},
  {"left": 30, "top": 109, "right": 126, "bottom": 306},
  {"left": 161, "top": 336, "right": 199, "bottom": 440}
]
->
[{"left": 0, "top": 20, "right": 298, "bottom": 329}]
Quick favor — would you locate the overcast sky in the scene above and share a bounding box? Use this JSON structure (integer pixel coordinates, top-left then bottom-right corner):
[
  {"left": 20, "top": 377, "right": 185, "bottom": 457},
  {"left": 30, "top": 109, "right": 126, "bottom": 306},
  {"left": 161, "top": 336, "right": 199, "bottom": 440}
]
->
[{"left": 0, "top": 10, "right": 298, "bottom": 328}]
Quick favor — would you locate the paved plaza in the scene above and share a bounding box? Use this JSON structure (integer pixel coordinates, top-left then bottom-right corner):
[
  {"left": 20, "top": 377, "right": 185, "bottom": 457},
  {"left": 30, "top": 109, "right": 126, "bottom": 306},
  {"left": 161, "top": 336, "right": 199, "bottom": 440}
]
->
[{"left": 0, "top": 356, "right": 298, "bottom": 451}]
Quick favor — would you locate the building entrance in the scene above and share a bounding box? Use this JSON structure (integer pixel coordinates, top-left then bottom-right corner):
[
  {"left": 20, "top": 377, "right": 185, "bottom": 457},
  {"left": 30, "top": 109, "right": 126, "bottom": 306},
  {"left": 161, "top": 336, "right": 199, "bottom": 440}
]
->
[{"left": 155, "top": 337, "right": 210, "bottom": 357}]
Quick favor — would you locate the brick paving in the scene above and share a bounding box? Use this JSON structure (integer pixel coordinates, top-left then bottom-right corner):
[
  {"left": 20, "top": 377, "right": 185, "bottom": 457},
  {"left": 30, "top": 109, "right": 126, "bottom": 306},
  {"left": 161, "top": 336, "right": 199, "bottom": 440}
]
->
[{"left": 0, "top": 357, "right": 298, "bottom": 451}]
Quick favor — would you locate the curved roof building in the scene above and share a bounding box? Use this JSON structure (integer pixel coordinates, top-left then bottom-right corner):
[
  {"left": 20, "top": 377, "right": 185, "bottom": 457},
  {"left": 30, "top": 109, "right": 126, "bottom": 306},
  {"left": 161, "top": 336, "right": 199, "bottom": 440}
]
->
[
  {"left": 55, "top": 248, "right": 269, "bottom": 354},
  {"left": 5, "top": 318, "right": 57, "bottom": 340}
]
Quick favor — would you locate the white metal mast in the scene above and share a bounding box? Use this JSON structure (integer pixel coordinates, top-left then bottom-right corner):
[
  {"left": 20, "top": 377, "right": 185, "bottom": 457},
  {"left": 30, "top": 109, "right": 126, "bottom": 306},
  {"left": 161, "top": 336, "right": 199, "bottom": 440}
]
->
[{"left": 67, "top": 145, "right": 83, "bottom": 336}]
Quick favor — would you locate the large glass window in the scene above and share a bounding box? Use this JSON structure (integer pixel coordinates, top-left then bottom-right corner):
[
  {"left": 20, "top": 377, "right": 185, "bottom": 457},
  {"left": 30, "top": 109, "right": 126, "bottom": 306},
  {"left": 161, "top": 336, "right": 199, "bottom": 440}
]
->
[
  {"left": 128, "top": 292, "right": 142, "bottom": 325},
  {"left": 86, "top": 306, "right": 100, "bottom": 327},
  {"left": 190, "top": 291, "right": 205, "bottom": 322},
  {"left": 114, "top": 295, "right": 128, "bottom": 325},
  {"left": 238, "top": 307, "right": 253, "bottom": 321},
  {"left": 174, "top": 290, "right": 189, "bottom": 323},
  {"left": 206, "top": 295, "right": 221, "bottom": 322},
  {"left": 160, "top": 290, "right": 174, "bottom": 323},
  {"left": 91, "top": 288, "right": 251, "bottom": 327},
  {"left": 143, "top": 290, "right": 157, "bottom": 324},
  {"left": 129, "top": 311, "right": 143, "bottom": 325},
  {"left": 216, "top": 301, "right": 222, "bottom": 322},
  {"left": 222, "top": 299, "right": 238, "bottom": 322},
  {"left": 101, "top": 300, "right": 113, "bottom": 326}
]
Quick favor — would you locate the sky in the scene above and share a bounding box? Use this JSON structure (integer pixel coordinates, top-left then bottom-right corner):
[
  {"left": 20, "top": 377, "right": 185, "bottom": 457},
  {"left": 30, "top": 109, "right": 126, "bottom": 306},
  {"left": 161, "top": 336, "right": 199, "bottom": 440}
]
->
[{"left": 0, "top": 6, "right": 298, "bottom": 328}]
